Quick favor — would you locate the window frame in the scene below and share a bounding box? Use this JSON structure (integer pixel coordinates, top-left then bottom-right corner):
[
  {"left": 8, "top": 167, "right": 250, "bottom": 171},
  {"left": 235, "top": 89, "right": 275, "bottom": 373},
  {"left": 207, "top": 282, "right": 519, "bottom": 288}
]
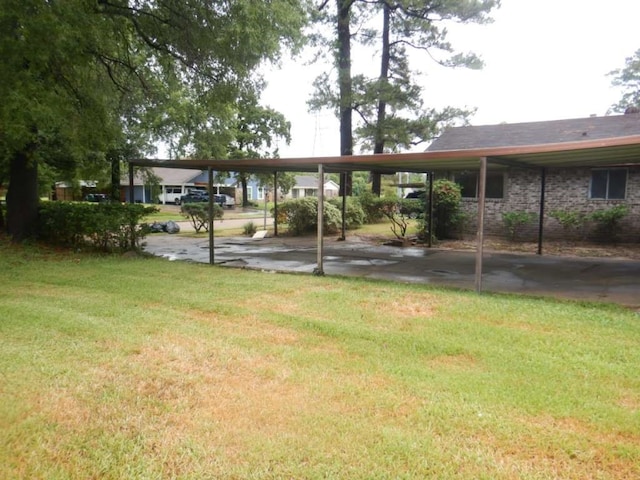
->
[
  {"left": 453, "top": 171, "right": 505, "bottom": 199},
  {"left": 589, "top": 168, "right": 627, "bottom": 200}
]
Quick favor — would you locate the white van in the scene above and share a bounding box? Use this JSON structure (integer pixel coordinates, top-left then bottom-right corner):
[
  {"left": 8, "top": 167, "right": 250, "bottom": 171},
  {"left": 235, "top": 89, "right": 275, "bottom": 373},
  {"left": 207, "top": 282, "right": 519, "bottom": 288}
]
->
[
  {"left": 158, "top": 187, "right": 186, "bottom": 205},
  {"left": 158, "top": 186, "right": 206, "bottom": 205},
  {"left": 158, "top": 186, "right": 219, "bottom": 205}
]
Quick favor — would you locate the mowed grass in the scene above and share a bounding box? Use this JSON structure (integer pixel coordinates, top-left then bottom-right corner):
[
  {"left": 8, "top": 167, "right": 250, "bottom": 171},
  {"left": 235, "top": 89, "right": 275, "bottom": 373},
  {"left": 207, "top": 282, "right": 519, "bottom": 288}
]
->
[{"left": 1, "top": 240, "right": 639, "bottom": 479}]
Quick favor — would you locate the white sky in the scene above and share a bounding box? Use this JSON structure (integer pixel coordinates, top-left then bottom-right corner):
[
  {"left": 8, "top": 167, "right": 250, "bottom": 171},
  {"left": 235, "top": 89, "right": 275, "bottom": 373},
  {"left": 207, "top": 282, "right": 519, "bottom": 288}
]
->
[{"left": 261, "top": 0, "right": 640, "bottom": 157}]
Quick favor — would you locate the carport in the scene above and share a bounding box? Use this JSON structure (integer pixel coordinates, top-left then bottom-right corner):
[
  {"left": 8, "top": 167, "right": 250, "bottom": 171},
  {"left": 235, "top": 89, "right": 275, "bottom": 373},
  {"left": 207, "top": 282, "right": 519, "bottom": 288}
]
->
[{"left": 131, "top": 133, "right": 640, "bottom": 294}]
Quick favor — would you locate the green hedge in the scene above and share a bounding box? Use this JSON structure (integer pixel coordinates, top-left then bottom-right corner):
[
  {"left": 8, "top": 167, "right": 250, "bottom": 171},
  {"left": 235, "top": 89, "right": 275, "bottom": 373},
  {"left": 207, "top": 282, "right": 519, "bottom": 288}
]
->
[
  {"left": 327, "top": 196, "right": 366, "bottom": 229},
  {"left": 180, "top": 203, "right": 223, "bottom": 233},
  {"left": 356, "top": 191, "right": 388, "bottom": 223},
  {"left": 277, "top": 197, "right": 342, "bottom": 236},
  {"left": 38, "top": 202, "right": 158, "bottom": 251}
]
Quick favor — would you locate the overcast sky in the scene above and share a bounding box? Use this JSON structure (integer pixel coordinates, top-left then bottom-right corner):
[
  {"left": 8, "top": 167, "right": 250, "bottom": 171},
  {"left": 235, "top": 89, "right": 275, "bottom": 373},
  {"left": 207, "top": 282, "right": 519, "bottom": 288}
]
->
[{"left": 261, "top": 0, "right": 640, "bottom": 158}]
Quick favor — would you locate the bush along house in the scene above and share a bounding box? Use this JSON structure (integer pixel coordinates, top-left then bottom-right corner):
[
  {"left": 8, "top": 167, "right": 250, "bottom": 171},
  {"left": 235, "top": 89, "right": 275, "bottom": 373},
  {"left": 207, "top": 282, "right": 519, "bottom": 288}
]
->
[{"left": 427, "top": 112, "right": 640, "bottom": 243}]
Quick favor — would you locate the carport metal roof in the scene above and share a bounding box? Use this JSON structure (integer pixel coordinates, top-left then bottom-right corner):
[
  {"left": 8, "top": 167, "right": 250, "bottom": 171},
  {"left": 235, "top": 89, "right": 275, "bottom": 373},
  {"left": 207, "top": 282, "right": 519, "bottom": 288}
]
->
[
  {"left": 130, "top": 132, "right": 640, "bottom": 296},
  {"left": 132, "top": 134, "right": 640, "bottom": 173}
]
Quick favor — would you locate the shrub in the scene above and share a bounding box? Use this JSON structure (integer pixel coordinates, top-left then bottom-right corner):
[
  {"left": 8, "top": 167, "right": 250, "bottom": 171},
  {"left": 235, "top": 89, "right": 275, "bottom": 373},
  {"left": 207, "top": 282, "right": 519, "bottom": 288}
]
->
[
  {"left": 378, "top": 197, "right": 413, "bottom": 240},
  {"left": 278, "top": 197, "right": 341, "bottom": 236},
  {"left": 548, "top": 209, "right": 588, "bottom": 240},
  {"left": 328, "top": 196, "right": 366, "bottom": 229},
  {"left": 38, "top": 201, "right": 157, "bottom": 251},
  {"left": 502, "top": 211, "right": 537, "bottom": 241},
  {"left": 588, "top": 205, "right": 628, "bottom": 243},
  {"left": 180, "top": 203, "right": 223, "bottom": 233},
  {"left": 399, "top": 197, "right": 426, "bottom": 219},
  {"left": 242, "top": 221, "right": 258, "bottom": 236},
  {"left": 432, "top": 180, "right": 464, "bottom": 239},
  {"left": 413, "top": 179, "right": 464, "bottom": 241},
  {"left": 356, "top": 191, "right": 387, "bottom": 223}
]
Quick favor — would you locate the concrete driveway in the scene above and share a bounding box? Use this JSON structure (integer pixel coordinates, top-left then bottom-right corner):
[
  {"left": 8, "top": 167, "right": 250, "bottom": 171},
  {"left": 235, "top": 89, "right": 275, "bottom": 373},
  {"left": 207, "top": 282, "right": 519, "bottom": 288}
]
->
[{"left": 143, "top": 233, "right": 640, "bottom": 308}]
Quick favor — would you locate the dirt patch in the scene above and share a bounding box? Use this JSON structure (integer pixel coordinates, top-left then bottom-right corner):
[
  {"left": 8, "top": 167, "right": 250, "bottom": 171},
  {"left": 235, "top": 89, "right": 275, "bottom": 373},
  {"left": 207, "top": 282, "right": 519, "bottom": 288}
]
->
[{"left": 353, "top": 232, "right": 640, "bottom": 260}]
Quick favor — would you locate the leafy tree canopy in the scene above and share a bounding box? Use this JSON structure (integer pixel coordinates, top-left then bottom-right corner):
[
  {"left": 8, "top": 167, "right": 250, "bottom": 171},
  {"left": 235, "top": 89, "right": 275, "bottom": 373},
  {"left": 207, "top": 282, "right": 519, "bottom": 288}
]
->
[
  {"left": 1, "top": 0, "right": 308, "bottom": 239},
  {"left": 609, "top": 48, "right": 640, "bottom": 113},
  {"left": 308, "top": 0, "right": 498, "bottom": 153}
]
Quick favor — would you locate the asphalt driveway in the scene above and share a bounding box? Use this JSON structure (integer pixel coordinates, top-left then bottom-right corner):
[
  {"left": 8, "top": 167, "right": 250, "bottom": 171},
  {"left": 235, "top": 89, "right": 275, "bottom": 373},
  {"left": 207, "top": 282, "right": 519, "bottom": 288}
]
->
[{"left": 143, "top": 233, "right": 640, "bottom": 308}]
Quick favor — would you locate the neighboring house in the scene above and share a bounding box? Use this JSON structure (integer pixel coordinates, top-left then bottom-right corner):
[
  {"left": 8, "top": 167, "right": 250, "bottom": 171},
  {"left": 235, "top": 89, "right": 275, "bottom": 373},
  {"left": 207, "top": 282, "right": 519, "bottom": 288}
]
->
[
  {"left": 124, "top": 169, "right": 339, "bottom": 204},
  {"left": 427, "top": 113, "right": 640, "bottom": 242},
  {"left": 121, "top": 167, "right": 239, "bottom": 204},
  {"left": 289, "top": 175, "right": 340, "bottom": 199},
  {"left": 54, "top": 180, "right": 99, "bottom": 201}
]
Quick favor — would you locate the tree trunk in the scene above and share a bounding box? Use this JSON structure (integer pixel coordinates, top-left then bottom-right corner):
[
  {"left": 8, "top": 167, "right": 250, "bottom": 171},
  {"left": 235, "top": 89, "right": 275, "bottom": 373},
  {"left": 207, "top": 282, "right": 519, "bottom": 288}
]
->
[
  {"left": 110, "top": 150, "right": 121, "bottom": 202},
  {"left": 0, "top": 181, "right": 5, "bottom": 231},
  {"left": 241, "top": 175, "right": 249, "bottom": 206},
  {"left": 7, "top": 151, "right": 39, "bottom": 241},
  {"left": 337, "top": 0, "right": 353, "bottom": 196},
  {"left": 371, "top": 3, "right": 391, "bottom": 197}
]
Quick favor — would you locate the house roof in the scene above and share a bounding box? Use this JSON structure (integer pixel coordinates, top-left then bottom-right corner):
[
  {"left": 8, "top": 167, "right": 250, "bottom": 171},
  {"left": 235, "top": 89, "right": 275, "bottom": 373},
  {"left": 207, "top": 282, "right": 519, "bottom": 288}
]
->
[
  {"left": 132, "top": 114, "right": 640, "bottom": 174},
  {"left": 428, "top": 113, "right": 640, "bottom": 151},
  {"left": 293, "top": 175, "right": 317, "bottom": 188},
  {"left": 126, "top": 167, "right": 201, "bottom": 186},
  {"left": 56, "top": 180, "right": 97, "bottom": 188},
  {"left": 294, "top": 176, "right": 340, "bottom": 189}
]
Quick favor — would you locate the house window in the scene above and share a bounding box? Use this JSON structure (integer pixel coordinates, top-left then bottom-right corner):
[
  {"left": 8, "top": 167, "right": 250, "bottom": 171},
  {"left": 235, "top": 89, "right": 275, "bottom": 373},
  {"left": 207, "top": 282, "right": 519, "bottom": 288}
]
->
[
  {"left": 590, "top": 168, "right": 627, "bottom": 199},
  {"left": 257, "top": 187, "right": 265, "bottom": 200},
  {"left": 453, "top": 171, "right": 504, "bottom": 199},
  {"left": 247, "top": 186, "right": 253, "bottom": 200}
]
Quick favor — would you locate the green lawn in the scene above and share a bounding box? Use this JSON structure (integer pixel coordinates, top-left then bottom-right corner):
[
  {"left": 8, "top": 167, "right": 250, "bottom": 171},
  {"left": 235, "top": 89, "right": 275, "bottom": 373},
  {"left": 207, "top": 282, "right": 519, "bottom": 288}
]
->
[
  {"left": 144, "top": 205, "right": 268, "bottom": 224},
  {"left": 1, "top": 239, "right": 639, "bottom": 479}
]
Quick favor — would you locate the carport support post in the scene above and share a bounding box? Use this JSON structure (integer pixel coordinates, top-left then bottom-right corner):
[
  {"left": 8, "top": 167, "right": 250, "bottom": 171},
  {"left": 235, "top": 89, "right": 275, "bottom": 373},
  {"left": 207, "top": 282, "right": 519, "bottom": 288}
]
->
[
  {"left": 208, "top": 167, "right": 214, "bottom": 265},
  {"left": 339, "top": 172, "right": 347, "bottom": 241},
  {"left": 427, "top": 172, "right": 434, "bottom": 248},
  {"left": 475, "top": 157, "right": 487, "bottom": 293},
  {"left": 273, "top": 171, "right": 278, "bottom": 237},
  {"left": 314, "top": 164, "right": 325, "bottom": 276},
  {"left": 537, "top": 168, "right": 546, "bottom": 255},
  {"left": 128, "top": 162, "right": 135, "bottom": 248}
]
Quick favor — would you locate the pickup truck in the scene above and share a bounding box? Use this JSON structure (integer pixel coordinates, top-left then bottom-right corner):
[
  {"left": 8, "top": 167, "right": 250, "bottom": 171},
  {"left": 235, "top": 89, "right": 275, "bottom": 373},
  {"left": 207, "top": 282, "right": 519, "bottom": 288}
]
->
[{"left": 180, "top": 191, "right": 209, "bottom": 204}]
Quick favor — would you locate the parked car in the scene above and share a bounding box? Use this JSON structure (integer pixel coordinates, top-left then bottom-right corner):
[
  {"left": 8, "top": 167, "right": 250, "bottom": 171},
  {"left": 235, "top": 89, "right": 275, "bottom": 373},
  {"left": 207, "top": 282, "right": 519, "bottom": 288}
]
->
[
  {"left": 405, "top": 190, "right": 426, "bottom": 200},
  {"left": 180, "top": 191, "right": 209, "bottom": 203},
  {"left": 159, "top": 187, "right": 187, "bottom": 205},
  {"left": 213, "top": 194, "right": 235, "bottom": 209},
  {"left": 84, "top": 193, "right": 109, "bottom": 202}
]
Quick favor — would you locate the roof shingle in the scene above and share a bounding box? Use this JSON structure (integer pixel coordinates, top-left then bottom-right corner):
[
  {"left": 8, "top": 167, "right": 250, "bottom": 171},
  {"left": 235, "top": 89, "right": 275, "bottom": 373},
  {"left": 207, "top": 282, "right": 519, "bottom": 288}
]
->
[{"left": 428, "top": 113, "right": 640, "bottom": 151}]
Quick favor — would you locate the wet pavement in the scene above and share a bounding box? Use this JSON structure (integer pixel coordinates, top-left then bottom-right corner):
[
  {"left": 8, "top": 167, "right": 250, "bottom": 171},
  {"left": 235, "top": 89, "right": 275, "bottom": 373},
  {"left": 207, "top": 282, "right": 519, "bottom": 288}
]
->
[{"left": 143, "top": 233, "right": 640, "bottom": 308}]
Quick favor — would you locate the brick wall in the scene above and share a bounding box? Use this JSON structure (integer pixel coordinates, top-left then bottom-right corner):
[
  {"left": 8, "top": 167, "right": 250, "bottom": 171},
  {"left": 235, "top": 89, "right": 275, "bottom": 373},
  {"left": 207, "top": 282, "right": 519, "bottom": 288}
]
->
[{"left": 455, "top": 166, "right": 640, "bottom": 243}]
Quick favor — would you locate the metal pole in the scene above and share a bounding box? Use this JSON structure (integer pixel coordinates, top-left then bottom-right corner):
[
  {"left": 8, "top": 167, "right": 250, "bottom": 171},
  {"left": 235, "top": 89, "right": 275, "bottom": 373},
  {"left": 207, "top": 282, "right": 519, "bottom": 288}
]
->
[
  {"left": 208, "top": 167, "right": 214, "bottom": 265},
  {"left": 339, "top": 171, "right": 347, "bottom": 241},
  {"left": 128, "top": 162, "right": 135, "bottom": 248},
  {"left": 273, "top": 171, "right": 278, "bottom": 237},
  {"left": 263, "top": 185, "right": 268, "bottom": 230},
  {"left": 537, "top": 168, "right": 546, "bottom": 255},
  {"left": 474, "top": 157, "right": 487, "bottom": 293},
  {"left": 314, "top": 164, "right": 325, "bottom": 275},
  {"left": 427, "top": 171, "right": 434, "bottom": 248}
]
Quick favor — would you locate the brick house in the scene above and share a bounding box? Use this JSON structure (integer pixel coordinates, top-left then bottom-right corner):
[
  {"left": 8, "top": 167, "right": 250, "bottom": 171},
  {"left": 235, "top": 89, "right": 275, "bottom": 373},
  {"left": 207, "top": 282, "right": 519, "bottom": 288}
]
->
[{"left": 427, "top": 113, "right": 640, "bottom": 242}]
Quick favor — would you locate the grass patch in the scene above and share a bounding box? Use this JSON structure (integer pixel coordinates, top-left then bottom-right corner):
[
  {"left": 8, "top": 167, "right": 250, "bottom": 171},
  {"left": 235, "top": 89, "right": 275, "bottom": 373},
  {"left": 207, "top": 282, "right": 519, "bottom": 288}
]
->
[
  {"left": 1, "top": 239, "right": 639, "bottom": 479},
  {"left": 355, "top": 219, "right": 420, "bottom": 238},
  {"left": 142, "top": 207, "right": 183, "bottom": 223}
]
